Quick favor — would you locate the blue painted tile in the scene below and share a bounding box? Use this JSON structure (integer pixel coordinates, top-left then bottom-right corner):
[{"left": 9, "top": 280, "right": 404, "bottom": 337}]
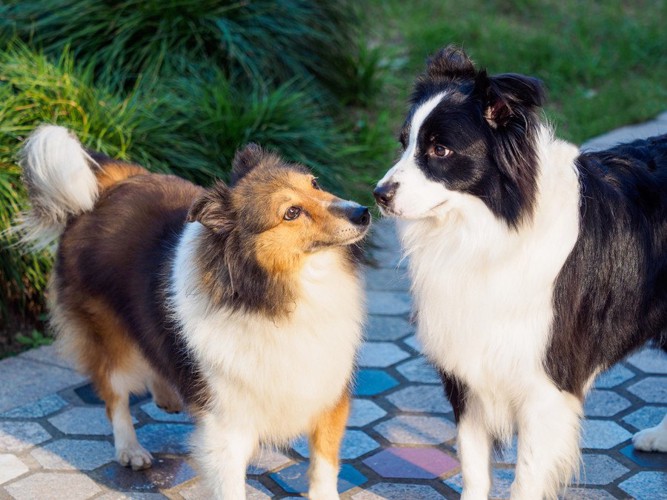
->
[
  {"left": 396, "top": 357, "right": 440, "bottom": 384},
  {"left": 594, "top": 363, "right": 635, "bottom": 389},
  {"left": 365, "top": 315, "right": 413, "bottom": 342},
  {"left": 374, "top": 415, "right": 456, "bottom": 445},
  {"left": 353, "top": 369, "right": 399, "bottom": 397},
  {"left": 618, "top": 471, "right": 667, "bottom": 500},
  {"left": 627, "top": 377, "right": 667, "bottom": 403},
  {"left": 348, "top": 399, "right": 386, "bottom": 427},
  {"left": 270, "top": 462, "right": 366, "bottom": 494},
  {"left": 135, "top": 423, "right": 194, "bottom": 454},
  {"left": 579, "top": 454, "right": 628, "bottom": 485},
  {"left": 620, "top": 444, "right": 667, "bottom": 469},
  {"left": 351, "top": 482, "right": 441, "bottom": 499},
  {"left": 0, "top": 394, "right": 67, "bottom": 419},
  {"left": 626, "top": 348, "right": 667, "bottom": 374},
  {"left": 580, "top": 419, "right": 632, "bottom": 449},
  {"left": 386, "top": 385, "right": 452, "bottom": 413},
  {"left": 367, "top": 291, "right": 412, "bottom": 316},
  {"left": 358, "top": 342, "right": 410, "bottom": 368},
  {"left": 583, "top": 390, "right": 631, "bottom": 417},
  {"left": 623, "top": 406, "right": 667, "bottom": 431},
  {"left": 562, "top": 488, "right": 617, "bottom": 499},
  {"left": 292, "top": 430, "right": 379, "bottom": 460}
]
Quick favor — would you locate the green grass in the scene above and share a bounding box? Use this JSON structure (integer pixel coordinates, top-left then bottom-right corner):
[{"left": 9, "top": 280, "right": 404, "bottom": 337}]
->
[{"left": 365, "top": 0, "right": 667, "bottom": 144}]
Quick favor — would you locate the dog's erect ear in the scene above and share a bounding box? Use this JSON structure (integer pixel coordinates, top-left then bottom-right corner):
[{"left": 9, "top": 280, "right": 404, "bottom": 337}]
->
[
  {"left": 187, "top": 182, "right": 235, "bottom": 234},
  {"left": 426, "top": 45, "right": 476, "bottom": 80},
  {"left": 231, "top": 143, "right": 264, "bottom": 185},
  {"left": 475, "top": 71, "right": 545, "bottom": 128}
]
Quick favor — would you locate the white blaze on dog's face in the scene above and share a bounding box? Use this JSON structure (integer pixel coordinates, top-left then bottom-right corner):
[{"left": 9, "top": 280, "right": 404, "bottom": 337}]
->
[{"left": 375, "top": 92, "right": 452, "bottom": 219}]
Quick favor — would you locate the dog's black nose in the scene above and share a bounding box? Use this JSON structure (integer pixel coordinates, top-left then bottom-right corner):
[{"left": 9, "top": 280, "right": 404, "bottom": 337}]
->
[
  {"left": 349, "top": 206, "right": 371, "bottom": 226},
  {"left": 373, "top": 182, "right": 398, "bottom": 207}
]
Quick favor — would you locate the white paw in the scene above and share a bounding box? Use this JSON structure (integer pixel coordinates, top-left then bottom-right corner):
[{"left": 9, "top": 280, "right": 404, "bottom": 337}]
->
[
  {"left": 308, "top": 485, "right": 339, "bottom": 500},
  {"left": 116, "top": 443, "right": 153, "bottom": 470},
  {"left": 633, "top": 426, "right": 667, "bottom": 452}
]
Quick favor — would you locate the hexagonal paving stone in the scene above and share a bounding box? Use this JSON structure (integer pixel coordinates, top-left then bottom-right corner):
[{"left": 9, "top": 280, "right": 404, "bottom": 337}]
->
[
  {"left": 367, "top": 291, "right": 412, "bottom": 316},
  {"left": 578, "top": 454, "right": 629, "bottom": 485},
  {"left": 351, "top": 482, "right": 442, "bottom": 499},
  {"left": 627, "top": 376, "right": 667, "bottom": 403},
  {"left": 292, "top": 430, "right": 379, "bottom": 459},
  {"left": 620, "top": 443, "right": 667, "bottom": 469},
  {"left": 594, "top": 363, "right": 635, "bottom": 389},
  {"left": 31, "top": 439, "right": 115, "bottom": 471},
  {"left": 580, "top": 419, "right": 632, "bottom": 449},
  {"left": 270, "top": 462, "right": 366, "bottom": 494},
  {"left": 364, "top": 267, "right": 411, "bottom": 292},
  {"left": 5, "top": 471, "right": 101, "bottom": 500},
  {"left": 48, "top": 407, "right": 119, "bottom": 435},
  {"left": 0, "top": 394, "right": 67, "bottom": 419},
  {"left": 561, "top": 488, "right": 617, "bottom": 499},
  {"left": 622, "top": 405, "right": 667, "bottom": 431},
  {"left": 364, "top": 447, "right": 459, "bottom": 479},
  {"left": 374, "top": 415, "right": 456, "bottom": 445},
  {"left": 347, "top": 399, "right": 387, "bottom": 427},
  {"left": 626, "top": 348, "right": 667, "bottom": 374},
  {"left": 140, "top": 401, "right": 192, "bottom": 423},
  {"left": 135, "top": 423, "right": 194, "bottom": 454},
  {"left": 494, "top": 437, "right": 517, "bottom": 465},
  {"left": 358, "top": 342, "right": 410, "bottom": 368},
  {"left": 396, "top": 357, "right": 440, "bottom": 383},
  {"left": 247, "top": 448, "right": 292, "bottom": 474},
  {"left": 97, "top": 456, "right": 196, "bottom": 492},
  {"left": 403, "top": 335, "right": 422, "bottom": 353},
  {"left": 583, "top": 390, "right": 631, "bottom": 417},
  {"left": 353, "top": 369, "right": 399, "bottom": 397},
  {"left": 386, "top": 385, "right": 452, "bottom": 414},
  {"left": 365, "top": 316, "right": 413, "bottom": 342},
  {"left": 179, "top": 479, "right": 273, "bottom": 500},
  {"left": 0, "top": 421, "right": 51, "bottom": 453},
  {"left": 619, "top": 471, "right": 667, "bottom": 500},
  {"left": 445, "top": 468, "right": 513, "bottom": 499},
  {"left": 0, "top": 454, "right": 29, "bottom": 485}
]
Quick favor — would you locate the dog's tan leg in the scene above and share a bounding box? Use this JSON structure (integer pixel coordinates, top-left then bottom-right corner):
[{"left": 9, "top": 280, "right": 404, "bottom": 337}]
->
[
  {"left": 149, "top": 374, "right": 183, "bottom": 414},
  {"left": 99, "top": 367, "right": 153, "bottom": 470},
  {"left": 308, "top": 392, "right": 350, "bottom": 500}
]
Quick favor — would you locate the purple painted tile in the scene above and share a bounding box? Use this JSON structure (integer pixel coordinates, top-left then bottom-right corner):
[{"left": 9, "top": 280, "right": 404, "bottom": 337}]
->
[{"left": 363, "top": 447, "right": 459, "bottom": 479}]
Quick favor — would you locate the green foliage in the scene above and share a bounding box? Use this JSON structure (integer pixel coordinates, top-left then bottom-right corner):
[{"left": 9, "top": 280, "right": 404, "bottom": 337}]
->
[
  {"left": 16, "top": 329, "right": 52, "bottom": 348},
  {"left": 369, "top": 0, "right": 667, "bottom": 143}
]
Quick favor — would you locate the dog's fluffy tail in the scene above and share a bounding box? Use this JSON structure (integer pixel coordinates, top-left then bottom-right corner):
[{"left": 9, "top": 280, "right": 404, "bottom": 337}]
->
[{"left": 13, "top": 125, "right": 145, "bottom": 251}]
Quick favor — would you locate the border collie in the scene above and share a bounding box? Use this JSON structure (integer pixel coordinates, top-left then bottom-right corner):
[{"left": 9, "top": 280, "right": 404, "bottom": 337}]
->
[
  {"left": 16, "top": 125, "right": 371, "bottom": 499},
  {"left": 373, "top": 46, "right": 667, "bottom": 499}
]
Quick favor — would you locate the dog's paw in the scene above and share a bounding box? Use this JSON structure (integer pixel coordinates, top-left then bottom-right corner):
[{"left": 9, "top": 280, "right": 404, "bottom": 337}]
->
[
  {"left": 633, "top": 426, "right": 667, "bottom": 452},
  {"left": 152, "top": 387, "right": 183, "bottom": 414},
  {"left": 308, "top": 490, "right": 339, "bottom": 500},
  {"left": 116, "top": 444, "right": 153, "bottom": 470}
]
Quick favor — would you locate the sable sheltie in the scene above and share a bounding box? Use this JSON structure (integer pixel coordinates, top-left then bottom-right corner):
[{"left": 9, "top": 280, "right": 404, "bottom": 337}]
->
[
  {"left": 373, "top": 46, "right": 667, "bottom": 499},
  {"left": 16, "top": 125, "right": 371, "bottom": 499}
]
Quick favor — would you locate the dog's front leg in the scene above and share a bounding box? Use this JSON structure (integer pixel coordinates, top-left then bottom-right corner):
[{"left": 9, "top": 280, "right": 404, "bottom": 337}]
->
[
  {"left": 511, "top": 383, "right": 582, "bottom": 500},
  {"left": 192, "top": 412, "right": 257, "bottom": 500},
  {"left": 307, "top": 392, "right": 350, "bottom": 500},
  {"left": 457, "top": 395, "right": 493, "bottom": 500}
]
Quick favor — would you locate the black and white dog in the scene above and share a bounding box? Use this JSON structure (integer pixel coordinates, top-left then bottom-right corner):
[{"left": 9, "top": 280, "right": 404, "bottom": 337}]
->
[{"left": 374, "top": 46, "right": 667, "bottom": 499}]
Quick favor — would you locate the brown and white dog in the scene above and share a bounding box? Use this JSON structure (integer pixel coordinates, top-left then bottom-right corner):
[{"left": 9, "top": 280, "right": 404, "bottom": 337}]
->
[{"left": 16, "top": 125, "right": 371, "bottom": 499}]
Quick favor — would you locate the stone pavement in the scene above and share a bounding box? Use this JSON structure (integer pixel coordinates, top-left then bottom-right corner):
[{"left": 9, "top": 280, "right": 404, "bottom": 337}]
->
[{"left": 1, "top": 116, "right": 667, "bottom": 499}]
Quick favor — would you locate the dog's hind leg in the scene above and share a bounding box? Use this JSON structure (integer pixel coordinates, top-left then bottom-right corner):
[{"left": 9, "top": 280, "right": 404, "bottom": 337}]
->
[
  {"left": 149, "top": 374, "right": 183, "bottom": 414},
  {"left": 633, "top": 413, "right": 667, "bottom": 452},
  {"left": 104, "top": 368, "right": 153, "bottom": 470},
  {"left": 511, "top": 380, "right": 582, "bottom": 500},
  {"left": 307, "top": 392, "right": 351, "bottom": 500}
]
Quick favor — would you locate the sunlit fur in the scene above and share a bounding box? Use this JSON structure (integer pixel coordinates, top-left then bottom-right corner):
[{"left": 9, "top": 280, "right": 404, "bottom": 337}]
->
[
  {"left": 375, "top": 46, "right": 667, "bottom": 499},
  {"left": 16, "top": 126, "right": 370, "bottom": 499}
]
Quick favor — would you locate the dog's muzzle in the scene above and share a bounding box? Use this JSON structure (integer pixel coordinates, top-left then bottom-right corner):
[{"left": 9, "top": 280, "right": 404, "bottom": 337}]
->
[{"left": 373, "top": 182, "right": 398, "bottom": 210}]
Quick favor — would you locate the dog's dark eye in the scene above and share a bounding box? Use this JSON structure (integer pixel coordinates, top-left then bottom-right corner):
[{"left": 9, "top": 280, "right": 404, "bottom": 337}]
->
[
  {"left": 433, "top": 144, "right": 452, "bottom": 158},
  {"left": 284, "top": 206, "right": 302, "bottom": 221},
  {"left": 311, "top": 178, "right": 320, "bottom": 190}
]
